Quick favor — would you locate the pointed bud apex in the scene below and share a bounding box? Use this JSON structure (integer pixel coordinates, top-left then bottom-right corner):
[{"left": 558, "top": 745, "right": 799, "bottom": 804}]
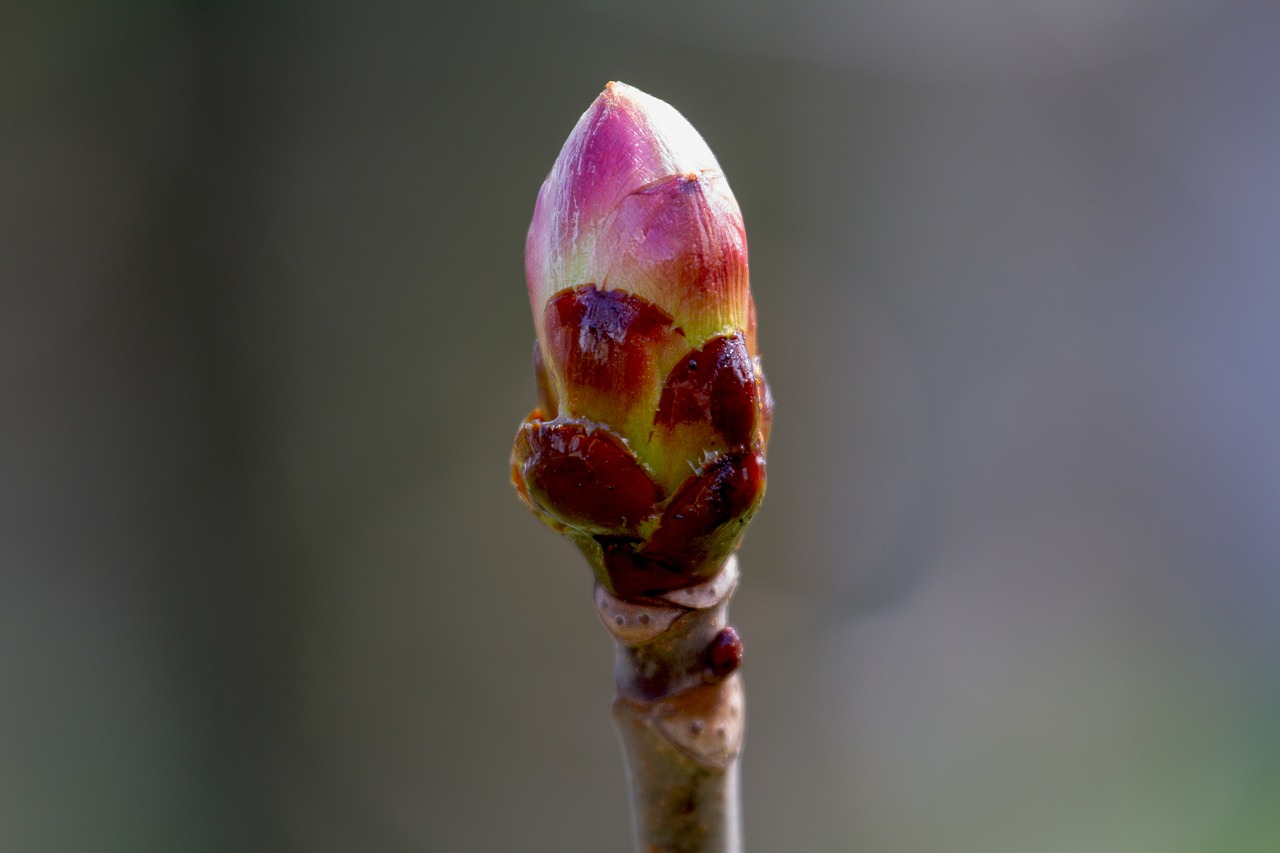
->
[
  {"left": 513, "top": 82, "right": 771, "bottom": 597},
  {"left": 526, "top": 82, "right": 751, "bottom": 348}
]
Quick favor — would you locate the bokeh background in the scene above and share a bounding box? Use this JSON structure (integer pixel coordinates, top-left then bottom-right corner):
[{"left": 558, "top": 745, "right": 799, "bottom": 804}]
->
[{"left": 4, "top": 1, "right": 1280, "bottom": 850}]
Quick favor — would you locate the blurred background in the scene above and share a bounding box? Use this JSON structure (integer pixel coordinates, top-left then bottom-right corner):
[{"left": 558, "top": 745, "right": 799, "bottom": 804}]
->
[{"left": 3, "top": 1, "right": 1279, "bottom": 850}]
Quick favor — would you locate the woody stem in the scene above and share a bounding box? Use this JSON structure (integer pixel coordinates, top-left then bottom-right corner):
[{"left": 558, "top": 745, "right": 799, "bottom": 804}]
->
[{"left": 594, "top": 556, "right": 745, "bottom": 853}]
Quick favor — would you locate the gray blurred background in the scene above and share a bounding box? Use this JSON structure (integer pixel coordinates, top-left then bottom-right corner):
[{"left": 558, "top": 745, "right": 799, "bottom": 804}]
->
[{"left": 4, "top": 1, "right": 1279, "bottom": 850}]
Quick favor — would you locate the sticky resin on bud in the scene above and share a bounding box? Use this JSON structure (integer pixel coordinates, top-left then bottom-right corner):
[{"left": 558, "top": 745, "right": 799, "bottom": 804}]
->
[{"left": 512, "top": 81, "right": 771, "bottom": 598}]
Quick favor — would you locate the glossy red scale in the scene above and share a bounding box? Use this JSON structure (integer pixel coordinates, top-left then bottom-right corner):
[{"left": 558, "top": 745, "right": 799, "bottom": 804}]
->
[
  {"left": 543, "top": 285, "right": 680, "bottom": 402},
  {"left": 594, "top": 535, "right": 693, "bottom": 598},
  {"left": 592, "top": 449, "right": 764, "bottom": 597},
  {"left": 655, "top": 334, "right": 757, "bottom": 446},
  {"left": 643, "top": 448, "right": 765, "bottom": 568},
  {"left": 516, "top": 420, "right": 660, "bottom": 532}
]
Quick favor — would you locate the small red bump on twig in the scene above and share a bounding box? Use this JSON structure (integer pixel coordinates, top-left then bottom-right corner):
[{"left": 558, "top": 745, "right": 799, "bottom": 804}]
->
[{"left": 704, "top": 626, "right": 743, "bottom": 682}]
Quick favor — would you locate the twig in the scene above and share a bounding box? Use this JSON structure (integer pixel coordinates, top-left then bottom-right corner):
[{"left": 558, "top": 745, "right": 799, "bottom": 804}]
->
[{"left": 598, "top": 556, "right": 744, "bottom": 852}]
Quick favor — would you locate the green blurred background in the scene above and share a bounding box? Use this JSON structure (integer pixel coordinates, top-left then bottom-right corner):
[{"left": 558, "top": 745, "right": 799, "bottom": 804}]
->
[{"left": 4, "top": 1, "right": 1280, "bottom": 850}]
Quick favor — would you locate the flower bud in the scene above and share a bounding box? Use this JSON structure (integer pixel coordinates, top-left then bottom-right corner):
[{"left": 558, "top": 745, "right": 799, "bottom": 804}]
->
[{"left": 512, "top": 82, "right": 771, "bottom": 598}]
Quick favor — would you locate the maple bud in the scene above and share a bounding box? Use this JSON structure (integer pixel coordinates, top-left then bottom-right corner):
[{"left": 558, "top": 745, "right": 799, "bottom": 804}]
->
[{"left": 512, "top": 82, "right": 771, "bottom": 598}]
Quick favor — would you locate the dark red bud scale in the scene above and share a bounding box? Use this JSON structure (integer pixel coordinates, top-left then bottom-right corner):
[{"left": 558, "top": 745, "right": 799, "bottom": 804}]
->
[
  {"left": 544, "top": 285, "right": 681, "bottom": 401},
  {"left": 644, "top": 449, "right": 765, "bottom": 566},
  {"left": 516, "top": 420, "right": 661, "bottom": 532},
  {"left": 596, "top": 535, "right": 692, "bottom": 599},
  {"left": 655, "top": 334, "right": 758, "bottom": 446}
]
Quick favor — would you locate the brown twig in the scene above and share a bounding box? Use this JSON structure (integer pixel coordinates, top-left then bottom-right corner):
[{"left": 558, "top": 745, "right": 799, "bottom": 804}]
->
[{"left": 595, "top": 556, "right": 745, "bottom": 853}]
